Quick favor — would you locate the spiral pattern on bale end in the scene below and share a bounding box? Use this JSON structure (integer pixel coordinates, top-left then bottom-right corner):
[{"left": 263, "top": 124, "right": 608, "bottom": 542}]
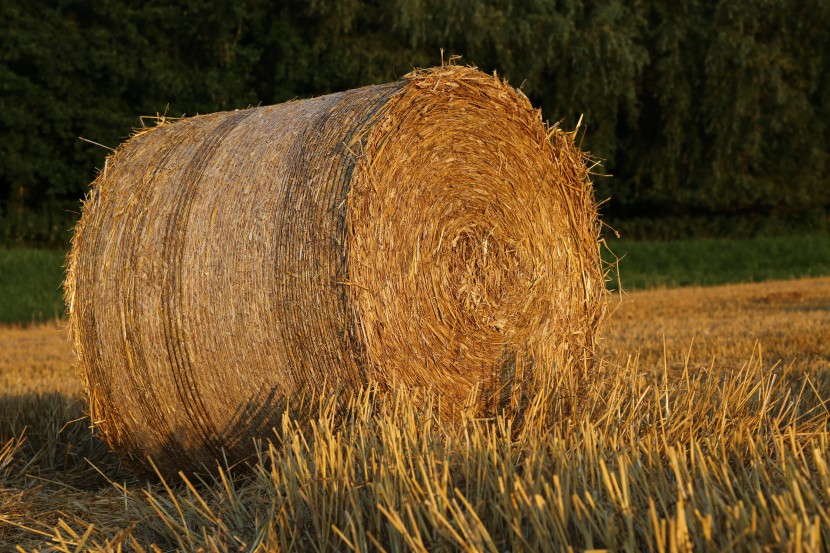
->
[
  {"left": 65, "top": 65, "right": 605, "bottom": 476},
  {"left": 348, "top": 68, "right": 604, "bottom": 410}
]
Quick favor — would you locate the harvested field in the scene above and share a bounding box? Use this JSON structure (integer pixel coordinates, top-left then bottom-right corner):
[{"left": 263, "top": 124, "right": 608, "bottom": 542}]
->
[
  {"left": 0, "top": 322, "right": 77, "bottom": 397},
  {"left": 1, "top": 277, "right": 829, "bottom": 551},
  {"left": 605, "top": 276, "right": 830, "bottom": 375}
]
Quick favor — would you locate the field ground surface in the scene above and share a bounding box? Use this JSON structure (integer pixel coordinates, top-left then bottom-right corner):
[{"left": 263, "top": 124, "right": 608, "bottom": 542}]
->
[{"left": 1, "top": 277, "right": 829, "bottom": 550}]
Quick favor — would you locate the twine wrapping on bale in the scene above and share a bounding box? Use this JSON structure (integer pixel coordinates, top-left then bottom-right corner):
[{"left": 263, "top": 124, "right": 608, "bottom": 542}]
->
[{"left": 65, "top": 65, "right": 605, "bottom": 475}]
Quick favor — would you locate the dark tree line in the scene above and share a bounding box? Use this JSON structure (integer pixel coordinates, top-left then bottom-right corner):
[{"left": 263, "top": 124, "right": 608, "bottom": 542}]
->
[{"left": 1, "top": 0, "right": 828, "bottom": 244}]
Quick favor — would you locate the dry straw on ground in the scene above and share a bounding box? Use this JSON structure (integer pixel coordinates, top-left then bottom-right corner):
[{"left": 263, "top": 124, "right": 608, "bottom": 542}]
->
[{"left": 65, "top": 65, "right": 605, "bottom": 476}]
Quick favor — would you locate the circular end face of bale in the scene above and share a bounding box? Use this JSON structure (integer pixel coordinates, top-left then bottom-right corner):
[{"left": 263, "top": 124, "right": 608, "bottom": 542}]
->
[
  {"left": 347, "top": 66, "right": 605, "bottom": 411},
  {"left": 65, "top": 65, "right": 605, "bottom": 476}
]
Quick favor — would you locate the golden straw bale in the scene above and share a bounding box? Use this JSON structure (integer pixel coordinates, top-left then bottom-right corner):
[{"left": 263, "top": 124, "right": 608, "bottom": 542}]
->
[{"left": 65, "top": 65, "right": 605, "bottom": 475}]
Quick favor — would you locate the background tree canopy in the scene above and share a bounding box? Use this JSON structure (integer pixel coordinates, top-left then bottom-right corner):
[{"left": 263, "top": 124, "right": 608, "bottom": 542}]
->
[{"left": 1, "top": 0, "right": 827, "bottom": 244}]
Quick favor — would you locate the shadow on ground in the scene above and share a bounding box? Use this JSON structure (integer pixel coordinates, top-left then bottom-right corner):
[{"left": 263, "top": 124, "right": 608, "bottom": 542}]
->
[{"left": 0, "top": 392, "right": 127, "bottom": 490}]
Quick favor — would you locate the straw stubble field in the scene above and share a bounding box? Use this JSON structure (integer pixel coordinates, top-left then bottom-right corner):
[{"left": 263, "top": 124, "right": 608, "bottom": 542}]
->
[{"left": 1, "top": 277, "right": 830, "bottom": 551}]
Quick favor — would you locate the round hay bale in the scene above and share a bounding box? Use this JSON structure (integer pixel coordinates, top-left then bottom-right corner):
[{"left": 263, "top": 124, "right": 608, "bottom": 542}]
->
[{"left": 65, "top": 65, "right": 605, "bottom": 475}]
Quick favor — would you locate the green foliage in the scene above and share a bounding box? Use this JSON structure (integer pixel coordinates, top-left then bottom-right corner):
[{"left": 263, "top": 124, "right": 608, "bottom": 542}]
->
[
  {"left": 0, "top": 0, "right": 265, "bottom": 245},
  {"left": 0, "top": 248, "right": 66, "bottom": 323},
  {"left": 606, "top": 206, "right": 829, "bottom": 241},
  {"left": 605, "top": 234, "right": 830, "bottom": 290},
  {"left": 0, "top": 0, "right": 828, "bottom": 244},
  {"left": 613, "top": 0, "right": 830, "bottom": 215}
]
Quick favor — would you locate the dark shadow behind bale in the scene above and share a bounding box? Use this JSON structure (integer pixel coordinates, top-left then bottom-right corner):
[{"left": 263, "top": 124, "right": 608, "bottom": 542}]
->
[{"left": 65, "top": 66, "right": 606, "bottom": 476}]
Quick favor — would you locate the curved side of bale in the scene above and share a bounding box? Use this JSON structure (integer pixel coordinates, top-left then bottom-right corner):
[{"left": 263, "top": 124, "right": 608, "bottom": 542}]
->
[
  {"left": 66, "top": 66, "right": 605, "bottom": 476},
  {"left": 66, "top": 82, "right": 405, "bottom": 472}
]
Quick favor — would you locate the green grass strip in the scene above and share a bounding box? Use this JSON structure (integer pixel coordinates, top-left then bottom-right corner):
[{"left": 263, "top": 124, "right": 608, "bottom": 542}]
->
[
  {"left": 2, "top": 234, "right": 830, "bottom": 324},
  {"left": 605, "top": 234, "right": 830, "bottom": 290},
  {"left": 0, "top": 248, "right": 66, "bottom": 324}
]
